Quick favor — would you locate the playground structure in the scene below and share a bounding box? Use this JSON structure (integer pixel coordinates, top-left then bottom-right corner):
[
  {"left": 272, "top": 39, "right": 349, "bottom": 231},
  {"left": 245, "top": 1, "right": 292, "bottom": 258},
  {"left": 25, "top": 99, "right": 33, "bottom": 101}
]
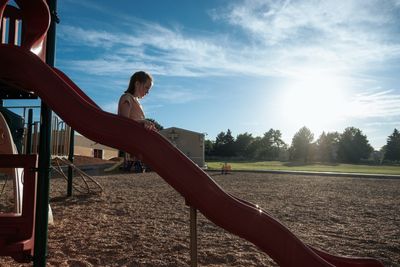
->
[
  {"left": 104, "top": 158, "right": 124, "bottom": 172},
  {"left": 0, "top": 112, "right": 23, "bottom": 214},
  {"left": 51, "top": 157, "right": 103, "bottom": 194},
  {"left": 221, "top": 162, "right": 232, "bottom": 175},
  {"left": 1, "top": 97, "right": 103, "bottom": 194},
  {"left": 0, "top": 111, "right": 37, "bottom": 263},
  {"left": 0, "top": 1, "right": 385, "bottom": 266},
  {"left": 0, "top": 154, "right": 37, "bottom": 263},
  {"left": 1, "top": 105, "right": 73, "bottom": 156}
]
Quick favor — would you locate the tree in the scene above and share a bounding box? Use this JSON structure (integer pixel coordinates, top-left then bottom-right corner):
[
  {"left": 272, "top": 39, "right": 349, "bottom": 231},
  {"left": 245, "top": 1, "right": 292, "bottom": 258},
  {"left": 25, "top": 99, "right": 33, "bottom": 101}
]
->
[
  {"left": 247, "top": 136, "right": 262, "bottom": 159},
  {"left": 337, "top": 127, "right": 373, "bottom": 163},
  {"left": 234, "top": 132, "right": 254, "bottom": 159},
  {"left": 384, "top": 128, "right": 400, "bottom": 162},
  {"left": 316, "top": 131, "right": 340, "bottom": 162},
  {"left": 254, "top": 131, "right": 273, "bottom": 160},
  {"left": 214, "top": 131, "right": 226, "bottom": 156},
  {"left": 290, "top": 126, "right": 314, "bottom": 162},
  {"left": 214, "top": 129, "right": 235, "bottom": 157},
  {"left": 256, "top": 129, "right": 286, "bottom": 160},
  {"left": 204, "top": 139, "right": 214, "bottom": 157},
  {"left": 268, "top": 129, "right": 287, "bottom": 160}
]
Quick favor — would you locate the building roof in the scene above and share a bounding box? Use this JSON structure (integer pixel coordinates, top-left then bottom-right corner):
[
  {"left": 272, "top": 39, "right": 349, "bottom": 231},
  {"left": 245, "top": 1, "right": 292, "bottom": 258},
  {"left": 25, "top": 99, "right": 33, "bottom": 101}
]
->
[{"left": 160, "top": 127, "right": 204, "bottom": 137}]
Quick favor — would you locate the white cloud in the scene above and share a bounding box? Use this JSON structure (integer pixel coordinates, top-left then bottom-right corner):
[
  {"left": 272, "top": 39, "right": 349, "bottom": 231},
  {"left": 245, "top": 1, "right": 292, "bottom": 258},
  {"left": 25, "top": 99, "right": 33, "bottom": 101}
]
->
[
  {"left": 59, "top": 25, "right": 120, "bottom": 48},
  {"left": 152, "top": 87, "right": 205, "bottom": 104},
  {"left": 59, "top": 0, "right": 400, "bottom": 80},
  {"left": 365, "top": 120, "right": 400, "bottom": 127},
  {"left": 215, "top": 0, "right": 400, "bottom": 69},
  {"left": 348, "top": 90, "right": 400, "bottom": 118},
  {"left": 220, "top": 0, "right": 395, "bottom": 42},
  {"left": 59, "top": 24, "right": 241, "bottom": 77}
]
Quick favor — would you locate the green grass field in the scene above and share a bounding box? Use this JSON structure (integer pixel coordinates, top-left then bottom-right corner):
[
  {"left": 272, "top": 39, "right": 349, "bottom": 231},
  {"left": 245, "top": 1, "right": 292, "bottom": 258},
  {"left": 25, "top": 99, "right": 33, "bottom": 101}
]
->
[{"left": 206, "top": 161, "right": 400, "bottom": 175}]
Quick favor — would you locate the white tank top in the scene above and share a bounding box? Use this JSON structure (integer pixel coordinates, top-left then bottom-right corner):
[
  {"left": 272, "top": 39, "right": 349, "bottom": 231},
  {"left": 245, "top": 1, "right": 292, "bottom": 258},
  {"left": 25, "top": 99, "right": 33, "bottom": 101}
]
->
[{"left": 118, "top": 93, "right": 145, "bottom": 121}]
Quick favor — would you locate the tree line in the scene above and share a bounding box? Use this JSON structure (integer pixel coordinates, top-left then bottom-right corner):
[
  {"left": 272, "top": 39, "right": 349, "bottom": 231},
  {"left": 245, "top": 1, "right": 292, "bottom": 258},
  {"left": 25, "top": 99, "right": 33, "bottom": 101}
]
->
[{"left": 205, "top": 127, "right": 400, "bottom": 164}]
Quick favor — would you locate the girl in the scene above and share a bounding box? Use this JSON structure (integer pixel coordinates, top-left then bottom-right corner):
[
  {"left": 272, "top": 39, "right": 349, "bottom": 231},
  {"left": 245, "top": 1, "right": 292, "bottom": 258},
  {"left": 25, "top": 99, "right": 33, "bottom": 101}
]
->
[
  {"left": 118, "top": 71, "right": 156, "bottom": 131},
  {"left": 118, "top": 71, "right": 156, "bottom": 171}
]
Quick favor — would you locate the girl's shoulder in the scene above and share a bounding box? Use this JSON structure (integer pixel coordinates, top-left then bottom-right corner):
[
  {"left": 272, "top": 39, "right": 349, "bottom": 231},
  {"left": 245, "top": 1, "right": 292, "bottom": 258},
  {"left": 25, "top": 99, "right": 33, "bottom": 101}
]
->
[{"left": 120, "top": 93, "right": 138, "bottom": 103}]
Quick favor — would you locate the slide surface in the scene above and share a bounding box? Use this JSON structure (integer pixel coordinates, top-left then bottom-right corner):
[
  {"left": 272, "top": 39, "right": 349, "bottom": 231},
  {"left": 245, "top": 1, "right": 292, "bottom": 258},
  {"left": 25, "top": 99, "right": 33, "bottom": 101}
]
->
[{"left": 0, "top": 45, "right": 383, "bottom": 267}]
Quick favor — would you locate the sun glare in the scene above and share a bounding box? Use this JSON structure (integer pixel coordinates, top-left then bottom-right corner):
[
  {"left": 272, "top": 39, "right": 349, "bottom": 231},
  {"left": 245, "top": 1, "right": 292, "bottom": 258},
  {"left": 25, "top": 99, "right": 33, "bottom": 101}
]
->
[{"left": 280, "top": 73, "right": 350, "bottom": 130}]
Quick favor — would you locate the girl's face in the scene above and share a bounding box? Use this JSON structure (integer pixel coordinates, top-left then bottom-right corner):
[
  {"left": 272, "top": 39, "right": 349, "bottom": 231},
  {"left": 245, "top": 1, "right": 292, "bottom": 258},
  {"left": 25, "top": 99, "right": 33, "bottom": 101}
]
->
[{"left": 136, "top": 80, "right": 153, "bottom": 98}]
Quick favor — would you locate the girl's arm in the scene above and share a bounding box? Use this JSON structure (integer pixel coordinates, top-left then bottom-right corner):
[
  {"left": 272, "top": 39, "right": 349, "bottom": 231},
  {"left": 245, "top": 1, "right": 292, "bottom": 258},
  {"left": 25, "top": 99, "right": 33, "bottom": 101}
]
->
[{"left": 118, "top": 99, "right": 131, "bottom": 118}]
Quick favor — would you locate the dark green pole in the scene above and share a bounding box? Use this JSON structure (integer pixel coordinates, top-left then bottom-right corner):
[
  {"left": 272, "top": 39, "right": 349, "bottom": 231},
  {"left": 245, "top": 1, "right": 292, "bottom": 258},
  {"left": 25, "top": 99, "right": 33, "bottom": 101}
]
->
[
  {"left": 26, "top": 109, "right": 33, "bottom": 154},
  {"left": 33, "top": 0, "right": 58, "bottom": 266},
  {"left": 33, "top": 104, "right": 52, "bottom": 267},
  {"left": 67, "top": 128, "right": 74, "bottom": 196}
]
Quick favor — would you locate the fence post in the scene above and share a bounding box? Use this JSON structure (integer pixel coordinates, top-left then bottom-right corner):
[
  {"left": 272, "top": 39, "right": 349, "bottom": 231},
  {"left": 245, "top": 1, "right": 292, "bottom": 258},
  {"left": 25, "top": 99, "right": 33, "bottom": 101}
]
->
[
  {"left": 67, "top": 128, "right": 74, "bottom": 196},
  {"left": 26, "top": 109, "right": 33, "bottom": 154}
]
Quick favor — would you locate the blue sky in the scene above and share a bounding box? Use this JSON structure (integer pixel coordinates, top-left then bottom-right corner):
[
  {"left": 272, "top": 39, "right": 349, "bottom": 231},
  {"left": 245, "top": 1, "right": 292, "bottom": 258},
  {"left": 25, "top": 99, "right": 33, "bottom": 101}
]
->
[{"left": 8, "top": 0, "right": 400, "bottom": 150}]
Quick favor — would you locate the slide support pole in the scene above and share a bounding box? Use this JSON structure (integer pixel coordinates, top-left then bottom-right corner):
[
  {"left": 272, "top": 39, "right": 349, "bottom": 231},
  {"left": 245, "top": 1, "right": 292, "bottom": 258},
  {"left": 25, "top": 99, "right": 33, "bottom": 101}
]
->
[
  {"left": 33, "top": 0, "right": 58, "bottom": 266},
  {"left": 190, "top": 206, "right": 198, "bottom": 267}
]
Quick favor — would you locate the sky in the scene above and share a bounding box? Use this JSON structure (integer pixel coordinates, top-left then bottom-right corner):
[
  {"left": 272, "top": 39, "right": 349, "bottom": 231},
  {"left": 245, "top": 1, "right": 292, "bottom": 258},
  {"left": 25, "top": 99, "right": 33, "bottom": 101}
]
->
[{"left": 6, "top": 0, "right": 400, "bottom": 150}]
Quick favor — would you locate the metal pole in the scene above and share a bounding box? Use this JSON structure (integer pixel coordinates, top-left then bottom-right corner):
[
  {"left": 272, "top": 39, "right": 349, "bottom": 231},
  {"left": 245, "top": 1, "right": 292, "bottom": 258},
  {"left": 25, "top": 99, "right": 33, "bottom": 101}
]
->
[
  {"left": 34, "top": 104, "right": 52, "bottom": 267},
  {"left": 26, "top": 109, "right": 33, "bottom": 154},
  {"left": 67, "top": 129, "right": 74, "bottom": 196},
  {"left": 190, "top": 206, "right": 198, "bottom": 267},
  {"left": 34, "top": 0, "right": 58, "bottom": 266}
]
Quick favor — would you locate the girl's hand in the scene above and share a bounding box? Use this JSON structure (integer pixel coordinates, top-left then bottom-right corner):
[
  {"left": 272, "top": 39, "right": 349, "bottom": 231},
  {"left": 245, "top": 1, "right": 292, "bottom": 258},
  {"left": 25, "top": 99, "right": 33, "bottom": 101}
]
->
[{"left": 142, "top": 120, "right": 157, "bottom": 131}]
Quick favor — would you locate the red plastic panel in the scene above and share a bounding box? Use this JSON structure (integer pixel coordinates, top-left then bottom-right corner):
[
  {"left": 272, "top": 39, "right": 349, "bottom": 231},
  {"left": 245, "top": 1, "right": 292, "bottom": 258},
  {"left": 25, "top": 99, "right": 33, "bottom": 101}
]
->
[{"left": 0, "top": 154, "right": 37, "bottom": 263}]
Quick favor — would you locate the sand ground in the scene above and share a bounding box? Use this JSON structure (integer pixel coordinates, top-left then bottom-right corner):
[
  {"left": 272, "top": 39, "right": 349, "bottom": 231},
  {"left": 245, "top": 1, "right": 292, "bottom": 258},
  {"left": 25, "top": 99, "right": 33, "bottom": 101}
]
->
[{"left": 0, "top": 167, "right": 399, "bottom": 266}]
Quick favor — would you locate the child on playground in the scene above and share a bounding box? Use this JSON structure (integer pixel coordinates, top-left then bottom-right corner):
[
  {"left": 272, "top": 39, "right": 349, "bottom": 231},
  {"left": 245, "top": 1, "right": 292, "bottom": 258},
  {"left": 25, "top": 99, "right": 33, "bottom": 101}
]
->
[
  {"left": 118, "top": 71, "right": 156, "bottom": 171},
  {"left": 118, "top": 71, "right": 156, "bottom": 131}
]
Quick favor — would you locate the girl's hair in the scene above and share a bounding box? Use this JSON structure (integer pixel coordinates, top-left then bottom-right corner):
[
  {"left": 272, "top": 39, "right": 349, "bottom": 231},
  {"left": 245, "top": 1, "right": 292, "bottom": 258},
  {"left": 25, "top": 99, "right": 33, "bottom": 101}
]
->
[{"left": 125, "top": 71, "right": 153, "bottom": 94}]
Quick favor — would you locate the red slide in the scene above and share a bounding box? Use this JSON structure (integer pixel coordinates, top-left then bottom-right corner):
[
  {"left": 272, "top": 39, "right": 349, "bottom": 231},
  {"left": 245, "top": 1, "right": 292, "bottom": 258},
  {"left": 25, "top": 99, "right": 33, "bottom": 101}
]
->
[{"left": 0, "top": 45, "right": 384, "bottom": 267}]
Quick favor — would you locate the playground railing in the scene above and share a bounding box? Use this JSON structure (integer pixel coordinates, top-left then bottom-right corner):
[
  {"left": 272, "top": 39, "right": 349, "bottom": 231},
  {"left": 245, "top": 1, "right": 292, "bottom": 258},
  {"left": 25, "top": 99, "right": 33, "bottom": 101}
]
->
[{"left": 3, "top": 106, "right": 72, "bottom": 157}]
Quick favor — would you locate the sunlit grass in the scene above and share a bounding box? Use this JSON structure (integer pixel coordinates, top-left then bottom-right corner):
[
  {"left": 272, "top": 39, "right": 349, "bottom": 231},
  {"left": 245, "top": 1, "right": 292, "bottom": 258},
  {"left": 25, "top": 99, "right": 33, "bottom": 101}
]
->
[{"left": 206, "top": 161, "right": 400, "bottom": 175}]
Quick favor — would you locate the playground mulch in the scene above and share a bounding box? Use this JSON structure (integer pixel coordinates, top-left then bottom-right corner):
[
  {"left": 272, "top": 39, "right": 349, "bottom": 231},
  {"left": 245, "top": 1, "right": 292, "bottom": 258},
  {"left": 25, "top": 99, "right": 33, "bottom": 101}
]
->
[{"left": 0, "top": 171, "right": 399, "bottom": 267}]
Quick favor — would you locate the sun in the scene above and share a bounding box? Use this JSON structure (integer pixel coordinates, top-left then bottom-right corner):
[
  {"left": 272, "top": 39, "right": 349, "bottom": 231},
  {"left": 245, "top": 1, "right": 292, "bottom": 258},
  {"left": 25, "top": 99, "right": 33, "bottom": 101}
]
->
[{"left": 280, "top": 73, "right": 350, "bottom": 130}]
